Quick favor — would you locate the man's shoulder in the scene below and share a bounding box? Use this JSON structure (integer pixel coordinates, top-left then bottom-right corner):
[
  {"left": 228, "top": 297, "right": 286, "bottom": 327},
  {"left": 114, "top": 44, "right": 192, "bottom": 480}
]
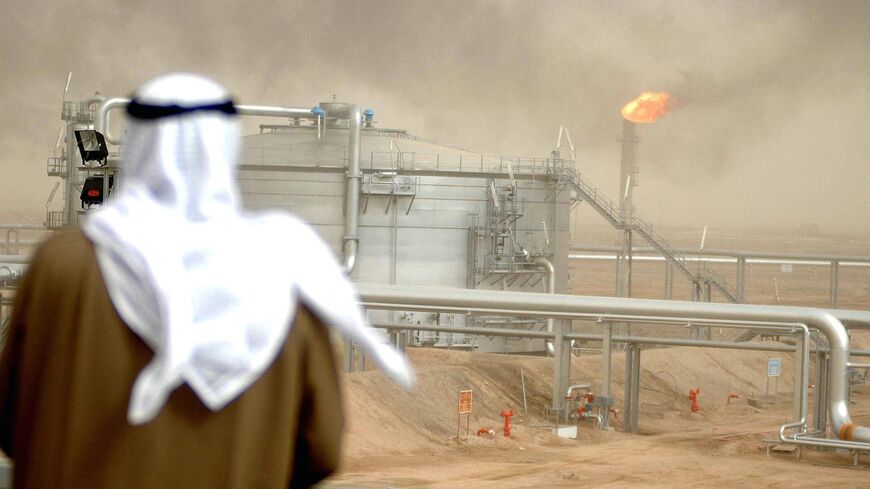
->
[{"left": 31, "top": 227, "right": 94, "bottom": 274}]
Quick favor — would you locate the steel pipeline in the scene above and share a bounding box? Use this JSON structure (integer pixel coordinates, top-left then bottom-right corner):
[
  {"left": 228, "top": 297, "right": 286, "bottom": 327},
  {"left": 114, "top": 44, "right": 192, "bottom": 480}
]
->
[
  {"left": 96, "top": 98, "right": 318, "bottom": 145},
  {"left": 534, "top": 256, "right": 556, "bottom": 356},
  {"left": 356, "top": 283, "right": 865, "bottom": 443}
]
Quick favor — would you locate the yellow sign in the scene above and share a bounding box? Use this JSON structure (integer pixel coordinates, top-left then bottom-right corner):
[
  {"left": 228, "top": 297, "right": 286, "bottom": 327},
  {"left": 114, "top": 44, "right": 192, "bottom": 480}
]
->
[{"left": 458, "top": 390, "right": 473, "bottom": 414}]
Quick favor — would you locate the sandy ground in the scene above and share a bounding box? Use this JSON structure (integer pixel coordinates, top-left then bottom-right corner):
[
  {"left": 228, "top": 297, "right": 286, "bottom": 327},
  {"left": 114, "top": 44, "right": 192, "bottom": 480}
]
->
[
  {"left": 327, "top": 344, "right": 870, "bottom": 488},
  {"left": 325, "top": 231, "right": 870, "bottom": 488}
]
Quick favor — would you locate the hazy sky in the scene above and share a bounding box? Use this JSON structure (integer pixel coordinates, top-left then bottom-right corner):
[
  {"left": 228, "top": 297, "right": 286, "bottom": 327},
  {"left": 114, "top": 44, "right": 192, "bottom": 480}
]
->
[{"left": 1, "top": 0, "right": 868, "bottom": 236}]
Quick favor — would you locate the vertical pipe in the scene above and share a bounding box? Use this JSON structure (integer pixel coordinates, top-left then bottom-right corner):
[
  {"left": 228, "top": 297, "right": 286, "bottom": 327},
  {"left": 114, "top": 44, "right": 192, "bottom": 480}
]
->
[
  {"left": 736, "top": 257, "right": 746, "bottom": 303},
  {"left": 619, "top": 119, "right": 637, "bottom": 220},
  {"left": 625, "top": 229, "right": 634, "bottom": 298},
  {"left": 602, "top": 321, "right": 613, "bottom": 428},
  {"left": 615, "top": 247, "right": 623, "bottom": 296},
  {"left": 535, "top": 257, "right": 557, "bottom": 356},
  {"left": 813, "top": 346, "right": 825, "bottom": 431},
  {"left": 623, "top": 344, "right": 633, "bottom": 432},
  {"left": 343, "top": 105, "right": 362, "bottom": 275},
  {"left": 664, "top": 262, "right": 674, "bottom": 300},
  {"left": 616, "top": 230, "right": 632, "bottom": 337},
  {"left": 793, "top": 328, "right": 810, "bottom": 427},
  {"left": 602, "top": 322, "right": 613, "bottom": 398},
  {"left": 800, "top": 329, "right": 810, "bottom": 428},
  {"left": 618, "top": 119, "right": 636, "bottom": 323},
  {"left": 630, "top": 345, "right": 641, "bottom": 433},
  {"left": 830, "top": 261, "right": 839, "bottom": 308}
]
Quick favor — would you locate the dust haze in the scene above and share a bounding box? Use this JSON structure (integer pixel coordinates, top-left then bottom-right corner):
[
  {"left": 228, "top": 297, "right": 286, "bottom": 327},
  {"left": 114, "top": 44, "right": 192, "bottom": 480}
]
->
[{"left": 1, "top": 0, "right": 868, "bottom": 237}]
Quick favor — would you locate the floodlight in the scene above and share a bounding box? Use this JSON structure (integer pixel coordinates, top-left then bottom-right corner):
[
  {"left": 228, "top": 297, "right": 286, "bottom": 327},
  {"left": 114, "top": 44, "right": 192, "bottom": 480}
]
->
[{"left": 74, "top": 130, "right": 109, "bottom": 164}]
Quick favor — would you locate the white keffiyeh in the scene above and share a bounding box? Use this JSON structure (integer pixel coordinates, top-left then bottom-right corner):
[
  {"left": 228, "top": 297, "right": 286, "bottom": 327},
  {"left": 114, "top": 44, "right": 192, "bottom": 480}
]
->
[{"left": 83, "top": 73, "right": 412, "bottom": 425}]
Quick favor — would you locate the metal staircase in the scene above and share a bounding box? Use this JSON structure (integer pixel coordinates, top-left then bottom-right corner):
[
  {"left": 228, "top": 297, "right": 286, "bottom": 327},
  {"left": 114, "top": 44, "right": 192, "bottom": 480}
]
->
[{"left": 557, "top": 165, "right": 740, "bottom": 303}]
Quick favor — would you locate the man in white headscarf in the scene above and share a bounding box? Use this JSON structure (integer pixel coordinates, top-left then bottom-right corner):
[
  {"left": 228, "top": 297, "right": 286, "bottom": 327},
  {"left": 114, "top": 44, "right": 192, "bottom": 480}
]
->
[{"left": 0, "top": 73, "right": 412, "bottom": 489}]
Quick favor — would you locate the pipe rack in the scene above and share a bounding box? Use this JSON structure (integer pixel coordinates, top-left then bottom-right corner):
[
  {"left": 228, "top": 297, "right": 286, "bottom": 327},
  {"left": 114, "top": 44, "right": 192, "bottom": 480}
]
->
[{"left": 357, "top": 283, "right": 870, "bottom": 451}]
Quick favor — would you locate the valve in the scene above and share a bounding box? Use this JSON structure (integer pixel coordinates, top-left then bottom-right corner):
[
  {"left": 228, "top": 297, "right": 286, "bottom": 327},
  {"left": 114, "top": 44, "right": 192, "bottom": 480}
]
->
[
  {"left": 688, "top": 388, "right": 700, "bottom": 413},
  {"left": 477, "top": 427, "right": 495, "bottom": 436},
  {"left": 500, "top": 409, "right": 514, "bottom": 437}
]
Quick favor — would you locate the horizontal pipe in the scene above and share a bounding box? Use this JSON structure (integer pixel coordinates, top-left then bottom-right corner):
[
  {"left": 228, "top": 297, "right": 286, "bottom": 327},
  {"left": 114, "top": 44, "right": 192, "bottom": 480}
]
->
[
  {"left": 566, "top": 383, "right": 593, "bottom": 398},
  {"left": 571, "top": 244, "right": 870, "bottom": 265},
  {"left": 0, "top": 225, "right": 47, "bottom": 231},
  {"left": 6, "top": 252, "right": 870, "bottom": 330},
  {"left": 237, "top": 104, "right": 316, "bottom": 119},
  {"left": 781, "top": 424, "right": 870, "bottom": 451},
  {"left": 355, "top": 283, "right": 861, "bottom": 443},
  {"left": 96, "top": 98, "right": 318, "bottom": 145},
  {"left": 0, "top": 256, "right": 31, "bottom": 264},
  {"left": 369, "top": 321, "right": 870, "bottom": 356},
  {"left": 372, "top": 322, "right": 551, "bottom": 339}
]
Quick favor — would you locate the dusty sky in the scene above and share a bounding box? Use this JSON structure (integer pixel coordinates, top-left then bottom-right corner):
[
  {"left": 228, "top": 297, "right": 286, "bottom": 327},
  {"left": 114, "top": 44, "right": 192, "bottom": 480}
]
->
[{"left": 1, "top": 0, "right": 868, "bottom": 236}]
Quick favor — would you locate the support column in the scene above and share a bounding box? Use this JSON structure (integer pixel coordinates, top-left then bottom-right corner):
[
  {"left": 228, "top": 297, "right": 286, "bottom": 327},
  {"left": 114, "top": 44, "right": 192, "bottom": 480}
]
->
[
  {"left": 690, "top": 282, "right": 702, "bottom": 337},
  {"left": 601, "top": 321, "right": 613, "bottom": 428},
  {"left": 623, "top": 344, "right": 633, "bottom": 432},
  {"left": 691, "top": 281, "right": 701, "bottom": 302},
  {"left": 623, "top": 229, "right": 632, "bottom": 298},
  {"left": 630, "top": 346, "right": 641, "bottom": 433},
  {"left": 701, "top": 282, "right": 712, "bottom": 340},
  {"left": 615, "top": 230, "right": 633, "bottom": 337},
  {"left": 64, "top": 122, "right": 75, "bottom": 225},
  {"left": 623, "top": 344, "right": 641, "bottom": 433},
  {"left": 552, "top": 319, "right": 566, "bottom": 417},
  {"left": 830, "top": 261, "right": 839, "bottom": 308},
  {"left": 664, "top": 262, "right": 674, "bottom": 300},
  {"left": 813, "top": 351, "right": 829, "bottom": 433},
  {"left": 345, "top": 340, "right": 354, "bottom": 374},
  {"left": 736, "top": 257, "right": 746, "bottom": 303}
]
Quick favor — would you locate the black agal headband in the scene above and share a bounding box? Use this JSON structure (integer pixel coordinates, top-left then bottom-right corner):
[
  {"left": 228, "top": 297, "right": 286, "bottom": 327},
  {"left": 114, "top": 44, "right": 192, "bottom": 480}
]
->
[{"left": 126, "top": 99, "right": 237, "bottom": 120}]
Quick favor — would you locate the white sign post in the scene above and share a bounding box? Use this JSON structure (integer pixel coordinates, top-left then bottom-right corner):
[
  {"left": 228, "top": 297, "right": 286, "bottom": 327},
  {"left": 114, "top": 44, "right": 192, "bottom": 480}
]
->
[{"left": 765, "top": 358, "right": 781, "bottom": 403}]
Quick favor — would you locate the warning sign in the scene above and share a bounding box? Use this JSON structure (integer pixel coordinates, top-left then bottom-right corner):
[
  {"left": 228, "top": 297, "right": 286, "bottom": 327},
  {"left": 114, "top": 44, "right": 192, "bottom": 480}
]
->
[
  {"left": 458, "top": 390, "right": 473, "bottom": 413},
  {"left": 768, "top": 358, "right": 781, "bottom": 377}
]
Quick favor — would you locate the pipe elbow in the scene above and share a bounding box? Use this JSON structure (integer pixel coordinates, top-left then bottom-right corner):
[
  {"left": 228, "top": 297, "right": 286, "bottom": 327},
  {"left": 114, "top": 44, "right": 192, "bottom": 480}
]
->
[
  {"left": 343, "top": 239, "right": 358, "bottom": 276},
  {"left": 533, "top": 256, "right": 555, "bottom": 275},
  {"left": 96, "top": 97, "right": 131, "bottom": 145}
]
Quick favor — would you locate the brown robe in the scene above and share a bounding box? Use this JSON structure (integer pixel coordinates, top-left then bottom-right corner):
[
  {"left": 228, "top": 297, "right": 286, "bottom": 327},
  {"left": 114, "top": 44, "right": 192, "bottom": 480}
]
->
[{"left": 0, "top": 228, "right": 343, "bottom": 489}]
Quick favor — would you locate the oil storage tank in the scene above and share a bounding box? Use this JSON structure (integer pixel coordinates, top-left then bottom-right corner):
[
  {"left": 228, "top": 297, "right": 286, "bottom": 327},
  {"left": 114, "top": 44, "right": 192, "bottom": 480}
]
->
[{"left": 238, "top": 102, "right": 573, "bottom": 354}]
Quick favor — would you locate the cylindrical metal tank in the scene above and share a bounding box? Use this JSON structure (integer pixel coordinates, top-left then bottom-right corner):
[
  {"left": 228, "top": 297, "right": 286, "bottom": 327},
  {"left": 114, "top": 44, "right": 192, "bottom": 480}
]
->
[{"left": 238, "top": 122, "right": 571, "bottom": 353}]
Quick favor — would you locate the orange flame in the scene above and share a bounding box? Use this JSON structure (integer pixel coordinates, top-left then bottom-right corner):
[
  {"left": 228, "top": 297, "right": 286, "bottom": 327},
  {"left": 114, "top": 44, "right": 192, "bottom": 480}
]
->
[{"left": 621, "top": 92, "right": 672, "bottom": 123}]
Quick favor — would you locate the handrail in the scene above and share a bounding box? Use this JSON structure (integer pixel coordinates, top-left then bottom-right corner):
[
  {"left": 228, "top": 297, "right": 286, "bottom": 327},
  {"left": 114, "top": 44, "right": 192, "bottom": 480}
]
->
[{"left": 559, "top": 166, "right": 740, "bottom": 302}]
